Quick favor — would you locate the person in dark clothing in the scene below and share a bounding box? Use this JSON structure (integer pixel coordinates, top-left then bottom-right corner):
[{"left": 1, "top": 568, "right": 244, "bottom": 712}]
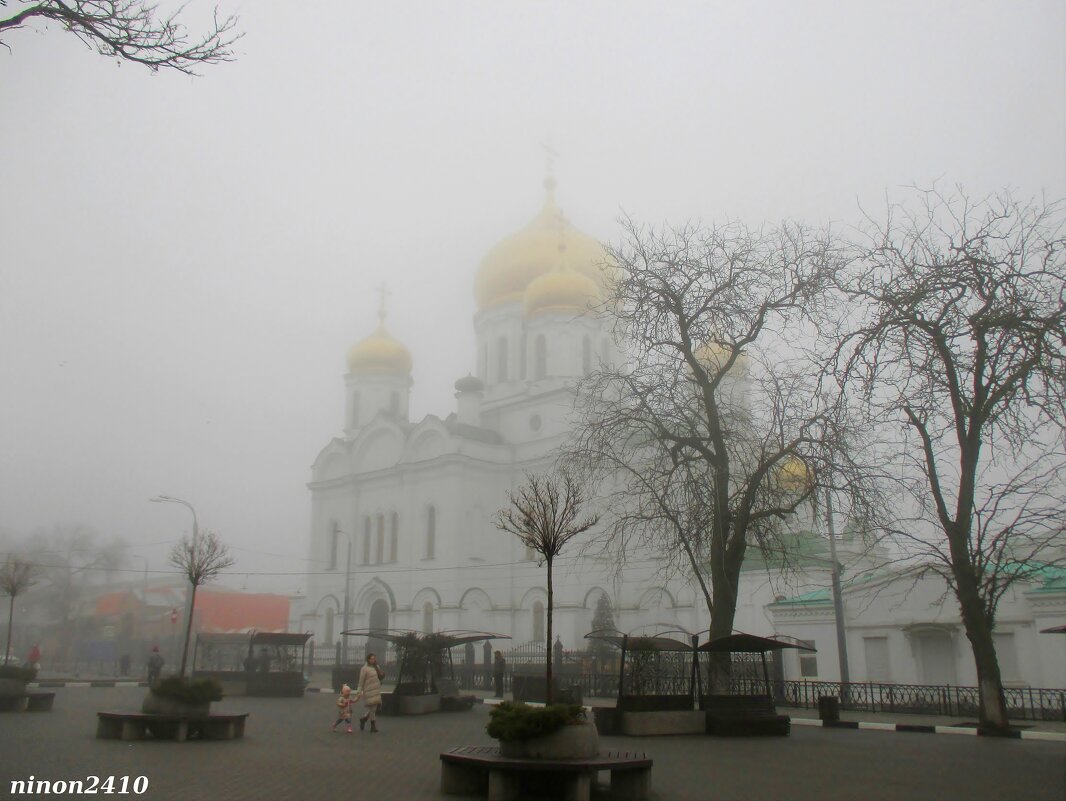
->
[
  {"left": 493, "top": 650, "right": 506, "bottom": 698},
  {"left": 146, "top": 646, "right": 164, "bottom": 685}
]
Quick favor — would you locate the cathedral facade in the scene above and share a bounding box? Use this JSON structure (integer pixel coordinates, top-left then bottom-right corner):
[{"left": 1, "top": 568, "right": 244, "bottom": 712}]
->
[{"left": 298, "top": 182, "right": 711, "bottom": 653}]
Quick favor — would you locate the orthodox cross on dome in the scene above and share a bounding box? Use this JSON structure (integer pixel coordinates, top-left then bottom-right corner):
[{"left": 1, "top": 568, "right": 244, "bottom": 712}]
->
[
  {"left": 540, "top": 140, "right": 559, "bottom": 195},
  {"left": 375, "top": 282, "right": 391, "bottom": 324}
]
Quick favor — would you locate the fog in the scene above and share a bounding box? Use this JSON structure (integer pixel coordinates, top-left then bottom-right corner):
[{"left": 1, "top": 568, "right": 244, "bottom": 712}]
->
[{"left": 1, "top": 1, "right": 1063, "bottom": 595}]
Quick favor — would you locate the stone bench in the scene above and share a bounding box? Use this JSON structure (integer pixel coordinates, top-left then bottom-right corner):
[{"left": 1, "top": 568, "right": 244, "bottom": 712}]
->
[
  {"left": 440, "top": 745, "right": 651, "bottom": 801},
  {"left": 0, "top": 692, "right": 55, "bottom": 712},
  {"left": 96, "top": 712, "right": 248, "bottom": 741},
  {"left": 701, "top": 694, "right": 791, "bottom": 736}
]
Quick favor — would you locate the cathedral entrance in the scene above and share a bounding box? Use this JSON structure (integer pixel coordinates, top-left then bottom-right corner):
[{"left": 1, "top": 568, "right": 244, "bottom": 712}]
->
[{"left": 367, "top": 598, "right": 390, "bottom": 662}]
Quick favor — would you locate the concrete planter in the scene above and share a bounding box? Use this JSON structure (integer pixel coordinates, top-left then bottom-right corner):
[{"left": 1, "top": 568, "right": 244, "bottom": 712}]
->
[
  {"left": 498, "top": 720, "right": 599, "bottom": 760},
  {"left": 0, "top": 678, "right": 28, "bottom": 696},
  {"left": 395, "top": 693, "right": 441, "bottom": 715}
]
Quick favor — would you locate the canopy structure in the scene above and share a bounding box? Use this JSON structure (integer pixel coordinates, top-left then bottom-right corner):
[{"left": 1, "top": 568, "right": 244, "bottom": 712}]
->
[
  {"left": 247, "top": 631, "right": 314, "bottom": 675},
  {"left": 698, "top": 632, "right": 816, "bottom": 692},
  {"left": 341, "top": 629, "right": 510, "bottom": 694},
  {"left": 1039, "top": 624, "right": 1066, "bottom": 634},
  {"left": 585, "top": 628, "right": 700, "bottom": 703}
]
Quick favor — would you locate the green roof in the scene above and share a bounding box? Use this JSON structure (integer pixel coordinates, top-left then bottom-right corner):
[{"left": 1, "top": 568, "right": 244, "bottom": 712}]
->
[{"left": 739, "top": 529, "right": 830, "bottom": 573}]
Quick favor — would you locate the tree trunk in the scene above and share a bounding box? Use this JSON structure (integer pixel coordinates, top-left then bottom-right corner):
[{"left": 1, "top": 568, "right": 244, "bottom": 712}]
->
[
  {"left": 707, "top": 541, "right": 742, "bottom": 693},
  {"left": 3, "top": 594, "right": 13, "bottom": 663},
  {"left": 956, "top": 573, "right": 1009, "bottom": 732},
  {"left": 545, "top": 556, "right": 553, "bottom": 706},
  {"left": 179, "top": 583, "right": 198, "bottom": 679}
]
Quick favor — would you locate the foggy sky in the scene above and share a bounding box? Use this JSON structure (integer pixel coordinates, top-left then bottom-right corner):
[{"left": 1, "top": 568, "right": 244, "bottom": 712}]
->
[{"left": 1, "top": 1, "right": 1063, "bottom": 595}]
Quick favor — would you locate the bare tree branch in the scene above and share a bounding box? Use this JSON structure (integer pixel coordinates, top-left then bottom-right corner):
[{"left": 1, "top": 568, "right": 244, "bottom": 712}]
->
[{"left": 0, "top": 1, "right": 241, "bottom": 74}]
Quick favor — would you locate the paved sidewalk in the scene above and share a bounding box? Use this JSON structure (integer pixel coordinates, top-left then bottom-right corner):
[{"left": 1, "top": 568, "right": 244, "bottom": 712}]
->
[{"left": 2, "top": 686, "right": 1063, "bottom": 801}]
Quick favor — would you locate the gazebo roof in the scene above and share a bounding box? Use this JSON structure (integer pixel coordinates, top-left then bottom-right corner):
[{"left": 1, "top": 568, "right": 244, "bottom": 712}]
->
[
  {"left": 584, "top": 629, "right": 696, "bottom": 653},
  {"left": 340, "top": 628, "right": 510, "bottom": 647},
  {"left": 698, "top": 632, "right": 816, "bottom": 653}
]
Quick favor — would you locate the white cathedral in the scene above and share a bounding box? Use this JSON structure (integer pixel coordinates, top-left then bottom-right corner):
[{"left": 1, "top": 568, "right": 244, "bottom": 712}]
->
[
  {"left": 295, "top": 179, "right": 1066, "bottom": 689},
  {"left": 297, "top": 179, "right": 716, "bottom": 654}
]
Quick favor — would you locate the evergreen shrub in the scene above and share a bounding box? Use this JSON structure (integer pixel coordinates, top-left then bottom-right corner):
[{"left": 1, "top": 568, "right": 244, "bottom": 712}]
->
[{"left": 486, "top": 701, "right": 586, "bottom": 742}]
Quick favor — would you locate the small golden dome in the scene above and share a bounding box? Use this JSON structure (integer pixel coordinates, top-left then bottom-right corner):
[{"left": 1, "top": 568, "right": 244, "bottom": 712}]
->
[
  {"left": 776, "top": 455, "right": 813, "bottom": 493},
  {"left": 347, "top": 324, "right": 412, "bottom": 375},
  {"left": 475, "top": 186, "right": 607, "bottom": 309},
  {"left": 693, "top": 342, "right": 750, "bottom": 374},
  {"left": 523, "top": 267, "right": 600, "bottom": 317}
]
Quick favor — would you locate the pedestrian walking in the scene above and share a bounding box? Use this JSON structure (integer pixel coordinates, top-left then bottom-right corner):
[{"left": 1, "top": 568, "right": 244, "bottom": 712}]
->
[
  {"left": 146, "top": 646, "right": 164, "bottom": 685},
  {"left": 356, "top": 653, "right": 384, "bottom": 732},
  {"left": 331, "top": 684, "right": 358, "bottom": 733},
  {"left": 493, "top": 650, "right": 506, "bottom": 698},
  {"left": 25, "top": 643, "right": 41, "bottom": 672}
]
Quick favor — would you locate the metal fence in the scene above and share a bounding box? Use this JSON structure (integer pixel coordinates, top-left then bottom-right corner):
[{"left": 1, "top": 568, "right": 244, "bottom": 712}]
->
[{"left": 731, "top": 678, "right": 1066, "bottom": 722}]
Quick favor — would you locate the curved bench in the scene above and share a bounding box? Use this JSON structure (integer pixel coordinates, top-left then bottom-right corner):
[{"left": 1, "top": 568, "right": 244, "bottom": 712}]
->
[
  {"left": 96, "top": 711, "right": 248, "bottom": 741},
  {"left": 441, "top": 745, "right": 651, "bottom": 801}
]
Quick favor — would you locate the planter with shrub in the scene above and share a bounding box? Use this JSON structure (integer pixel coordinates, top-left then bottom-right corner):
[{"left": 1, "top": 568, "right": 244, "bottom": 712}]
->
[
  {"left": 486, "top": 701, "right": 599, "bottom": 759},
  {"left": 0, "top": 664, "right": 36, "bottom": 697},
  {"left": 142, "top": 676, "right": 223, "bottom": 717}
]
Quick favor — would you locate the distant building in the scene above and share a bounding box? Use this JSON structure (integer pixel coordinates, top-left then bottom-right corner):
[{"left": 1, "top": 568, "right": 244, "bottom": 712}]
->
[{"left": 771, "top": 563, "right": 1066, "bottom": 689}]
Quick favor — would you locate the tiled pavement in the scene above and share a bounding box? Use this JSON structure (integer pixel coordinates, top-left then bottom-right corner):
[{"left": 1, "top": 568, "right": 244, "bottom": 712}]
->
[{"left": 1, "top": 686, "right": 1063, "bottom": 801}]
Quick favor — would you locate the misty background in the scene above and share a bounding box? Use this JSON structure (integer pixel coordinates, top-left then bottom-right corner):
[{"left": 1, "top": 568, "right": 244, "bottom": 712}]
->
[{"left": 1, "top": 0, "right": 1063, "bottom": 595}]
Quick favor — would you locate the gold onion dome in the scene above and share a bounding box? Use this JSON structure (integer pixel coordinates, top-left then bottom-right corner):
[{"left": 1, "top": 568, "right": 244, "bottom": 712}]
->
[
  {"left": 523, "top": 266, "right": 600, "bottom": 317},
  {"left": 475, "top": 181, "right": 608, "bottom": 309},
  {"left": 347, "top": 323, "right": 412, "bottom": 376},
  {"left": 776, "top": 455, "right": 813, "bottom": 493},
  {"left": 693, "top": 342, "right": 750, "bottom": 374}
]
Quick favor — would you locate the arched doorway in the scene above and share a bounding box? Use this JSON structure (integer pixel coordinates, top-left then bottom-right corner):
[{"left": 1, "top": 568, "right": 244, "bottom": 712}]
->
[{"left": 367, "top": 598, "right": 390, "bottom": 662}]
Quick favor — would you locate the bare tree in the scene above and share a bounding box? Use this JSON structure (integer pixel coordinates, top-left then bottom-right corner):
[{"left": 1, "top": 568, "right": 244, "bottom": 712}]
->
[
  {"left": 495, "top": 468, "right": 599, "bottom": 704},
  {"left": 0, "top": 0, "right": 241, "bottom": 74},
  {"left": 838, "top": 187, "right": 1066, "bottom": 733},
  {"left": 23, "top": 524, "right": 125, "bottom": 661},
  {"left": 570, "top": 216, "right": 882, "bottom": 688},
  {"left": 168, "top": 529, "right": 234, "bottom": 678},
  {"left": 0, "top": 556, "right": 38, "bottom": 663}
]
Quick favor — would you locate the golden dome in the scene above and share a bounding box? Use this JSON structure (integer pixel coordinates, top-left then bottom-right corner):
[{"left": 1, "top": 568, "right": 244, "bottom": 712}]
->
[
  {"left": 523, "top": 267, "right": 600, "bottom": 317},
  {"left": 347, "top": 323, "right": 412, "bottom": 376},
  {"left": 693, "top": 342, "right": 750, "bottom": 374},
  {"left": 775, "top": 455, "right": 813, "bottom": 493},
  {"left": 475, "top": 185, "right": 607, "bottom": 309}
]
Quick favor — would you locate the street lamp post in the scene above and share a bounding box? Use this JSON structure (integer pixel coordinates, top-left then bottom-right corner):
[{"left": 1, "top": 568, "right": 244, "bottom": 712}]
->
[
  {"left": 150, "top": 495, "right": 200, "bottom": 675},
  {"left": 825, "top": 488, "right": 851, "bottom": 694},
  {"left": 337, "top": 525, "right": 352, "bottom": 666}
]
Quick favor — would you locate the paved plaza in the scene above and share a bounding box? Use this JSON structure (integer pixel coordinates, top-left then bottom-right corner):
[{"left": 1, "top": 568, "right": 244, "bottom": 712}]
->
[{"left": 1, "top": 686, "right": 1063, "bottom": 801}]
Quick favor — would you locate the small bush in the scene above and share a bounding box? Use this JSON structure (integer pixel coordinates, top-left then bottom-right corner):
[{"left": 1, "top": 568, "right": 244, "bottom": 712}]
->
[
  {"left": 486, "top": 701, "right": 586, "bottom": 742},
  {"left": 0, "top": 664, "right": 36, "bottom": 682},
  {"left": 151, "top": 676, "right": 223, "bottom": 705}
]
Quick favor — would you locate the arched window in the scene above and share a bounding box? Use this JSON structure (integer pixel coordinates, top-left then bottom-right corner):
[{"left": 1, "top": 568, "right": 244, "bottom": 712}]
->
[
  {"left": 582, "top": 335, "right": 591, "bottom": 375},
  {"left": 600, "top": 338, "right": 610, "bottom": 367},
  {"left": 423, "top": 602, "right": 434, "bottom": 634},
  {"left": 533, "top": 601, "right": 545, "bottom": 644},
  {"left": 534, "top": 335, "right": 547, "bottom": 380},
  {"left": 481, "top": 344, "right": 488, "bottom": 379},
  {"left": 350, "top": 393, "right": 360, "bottom": 428},
  {"left": 426, "top": 505, "right": 436, "bottom": 559},
  {"left": 389, "top": 512, "right": 398, "bottom": 562},
  {"left": 497, "top": 336, "right": 508, "bottom": 382},
  {"left": 520, "top": 333, "right": 527, "bottom": 379},
  {"left": 325, "top": 607, "right": 335, "bottom": 645},
  {"left": 389, "top": 391, "right": 399, "bottom": 416},
  {"left": 376, "top": 514, "right": 385, "bottom": 564},
  {"left": 362, "top": 517, "right": 371, "bottom": 564}
]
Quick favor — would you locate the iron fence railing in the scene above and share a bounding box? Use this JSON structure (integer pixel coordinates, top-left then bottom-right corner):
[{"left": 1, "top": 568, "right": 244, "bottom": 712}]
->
[{"left": 729, "top": 678, "right": 1066, "bottom": 722}]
